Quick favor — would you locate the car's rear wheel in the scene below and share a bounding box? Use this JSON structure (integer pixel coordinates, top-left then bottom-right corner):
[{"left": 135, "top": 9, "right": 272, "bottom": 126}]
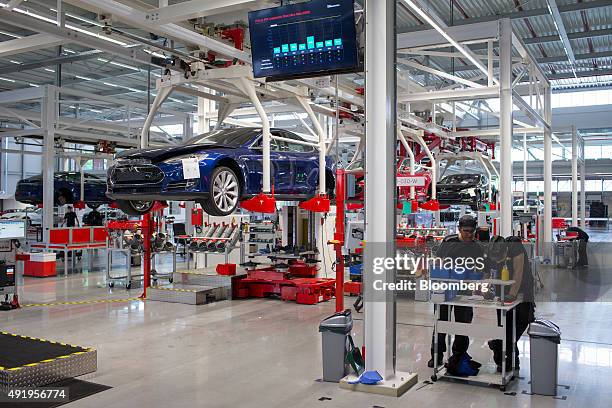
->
[
  {"left": 116, "top": 200, "right": 154, "bottom": 216},
  {"left": 203, "top": 166, "right": 240, "bottom": 216}
]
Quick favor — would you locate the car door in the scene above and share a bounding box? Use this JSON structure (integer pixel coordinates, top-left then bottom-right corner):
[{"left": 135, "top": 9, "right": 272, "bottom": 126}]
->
[
  {"left": 241, "top": 133, "right": 292, "bottom": 195},
  {"left": 280, "top": 130, "right": 318, "bottom": 195},
  {"left": 270, "top": 130, "right": 293, "bottom": 194}
]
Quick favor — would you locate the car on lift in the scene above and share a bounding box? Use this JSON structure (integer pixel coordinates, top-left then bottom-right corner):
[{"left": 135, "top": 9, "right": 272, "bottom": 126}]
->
[
  {"left": 14, "top": 172, "right": 109, "bottom": 208},
  {"left": 346, "top": 157, "right": 432, "bottom": 202},
  {"left": 0, "top": 207, "right": 42, "bottom": 227},
  {"left": 106, "top": 127, "right": 335, "bottom": 216},
  {"left": 436, "top": 173, "right": 489, "bottom": 210},
  {"left": 513, "top": 198, "right": 544, "bottom": 215}
]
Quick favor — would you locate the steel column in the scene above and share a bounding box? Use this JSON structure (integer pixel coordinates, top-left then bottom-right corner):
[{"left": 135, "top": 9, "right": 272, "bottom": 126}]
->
[
  {"left": 580, "top": 143, "right": 586, "bottom": 228},
  {"left": 571, "top": 125, "right": 578, "bottom": 226},
  {"left": 334, "top": 169, "right": 345, "bottom": 312},
  {"left": 238, "top": 78, "right": 271, "bottom": 193},
  {"left": 363, "top": 0, "right": 396, "bottom": 380},
  {"left": 41, "top": 86, "right": 57, "bottom": 242},
  {"left": 523, "top": 132, "right": 528, "bottom": 210},
  {"left": 543, "top": 86, "right": 553, "bottom": 248},
  {"left": 295, "top": 96, "right": 326, "bottom": 195},
  {"left": 499, "top": 18, "right": 513, "bottom": 237}
]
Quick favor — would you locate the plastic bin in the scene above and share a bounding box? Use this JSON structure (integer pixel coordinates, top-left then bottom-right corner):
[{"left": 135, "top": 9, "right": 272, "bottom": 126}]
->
[
  {"left": 319, "top": 309, "right": 353, "bottom": 382},
  {"left": 528, "top": 319, "right": 561, "bottom": 396}
]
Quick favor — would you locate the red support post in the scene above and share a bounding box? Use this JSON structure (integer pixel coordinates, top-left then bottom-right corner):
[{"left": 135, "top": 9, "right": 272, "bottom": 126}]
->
[
  {"left": 334, "top": 169, "right": 346, "bottom": 312},
  {"left": 140, "top": 212, "right": 152, "bottom": 299}
]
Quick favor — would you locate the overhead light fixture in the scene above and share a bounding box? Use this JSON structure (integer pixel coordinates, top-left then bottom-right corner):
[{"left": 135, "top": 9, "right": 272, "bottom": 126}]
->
[
  {"left": 0, "top": 77, "right": 15, "bottom": 82},
  {"left": 402, "top": 0, "right": 497, "bottom": 85}
]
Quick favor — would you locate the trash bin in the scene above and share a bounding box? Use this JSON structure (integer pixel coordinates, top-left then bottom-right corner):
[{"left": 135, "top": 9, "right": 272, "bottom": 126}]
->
[
  {"left": 528, "top": 319, "right": 561, "bottom": 396},
  {"left": 319, "top": 309, "right": 353, "bottom": 382}
]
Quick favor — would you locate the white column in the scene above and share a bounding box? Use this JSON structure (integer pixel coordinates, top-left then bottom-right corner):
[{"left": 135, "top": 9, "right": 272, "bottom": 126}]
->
[
  {"left": 363, "top": 0, "right": 396, "bottom": 380},
  {"left": 523, "top": 133, "right": 527, "bottom": 208},
  {"left": 580, "top": 145, "right": 586, "bottom": 228},
  {"left": 197, "top": 86, "right": 213, "bottom": 133},
  {"left": 499, "top": 18, "right": 513, "bottom": 237},
  {"left": 42, "top": 85, "right": 57, "bottom": 241},
  {"left": 543, "top": 86, "right": 553, "bottom": 247},
  {"left": 571, "top": 125, "right": 578, "bottom": 226}
]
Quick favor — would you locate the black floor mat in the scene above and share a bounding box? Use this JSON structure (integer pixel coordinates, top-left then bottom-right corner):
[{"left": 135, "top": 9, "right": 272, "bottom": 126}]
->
[
  {"left": 0, "top": 379, "right": 111, "bottom": 408},
  {"left": 0, "top": 333, "right": 85, "bottom": 368}
]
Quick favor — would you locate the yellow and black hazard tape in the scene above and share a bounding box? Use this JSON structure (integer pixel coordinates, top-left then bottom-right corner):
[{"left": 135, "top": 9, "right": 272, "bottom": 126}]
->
[
  {"left": 23, "top": 297, "right": 143, "bottom": 308},
  {"left": 154, "top": 286, "right": 197, "bottom": 293},
  {"left": 0, "top": 331, "right": 95, "bottom": 372}
]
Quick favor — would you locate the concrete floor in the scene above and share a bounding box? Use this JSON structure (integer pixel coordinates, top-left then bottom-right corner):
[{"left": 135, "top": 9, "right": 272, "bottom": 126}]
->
[{"left": 2, "top": 248, "right": 612, "bottom": 407}]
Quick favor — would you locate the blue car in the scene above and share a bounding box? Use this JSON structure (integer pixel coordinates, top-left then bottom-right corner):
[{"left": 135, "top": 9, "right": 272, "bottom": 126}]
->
[
  {"left": 15, "top": 172, "right": 109, "bottom": 208},
  {"left": 106, "top": 128, "right": 335, "bottom": 216}
]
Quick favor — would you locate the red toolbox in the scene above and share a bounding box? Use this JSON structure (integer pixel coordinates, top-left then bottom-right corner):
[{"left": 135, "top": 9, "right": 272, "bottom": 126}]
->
[
  {"left": 288, "top": 262, "right": 317, "bottom": 278},
  {"left": 294, "top": 278, "right": 335, "bottom": 305},
  {"left": 24, "top": 253, "right": 57, "bottom": 277},
  {"left": 280, "top": 285, "right": 297, "bottom": 301},
  {"left": 344, "top": 281, "right": 362, "bottom": 296},
  {"left": 247, "top": 267, "right": 289, "bottom": 281},
  {"left": 216, "top": 263, "right": 237, "bottom": 276}
]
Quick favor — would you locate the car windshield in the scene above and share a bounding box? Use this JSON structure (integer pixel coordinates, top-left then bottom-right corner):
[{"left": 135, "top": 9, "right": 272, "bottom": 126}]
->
[
  {"left": 440, "top": 174, "right": 480, "bottom": 184},
  {"left": 185, "top": 128, "right": 260, "bottom": 146}
]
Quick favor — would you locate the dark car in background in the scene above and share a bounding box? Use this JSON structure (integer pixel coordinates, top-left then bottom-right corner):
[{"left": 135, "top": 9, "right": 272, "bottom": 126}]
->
[
  {"left": 437, "top": 173, "right": 489, "bottom": 210},
  {"left": 107, "top": 127, "right": 335, "bottom": 216},
  {"left": 15, "top": 172, "right": 109, "bottom": 208}
]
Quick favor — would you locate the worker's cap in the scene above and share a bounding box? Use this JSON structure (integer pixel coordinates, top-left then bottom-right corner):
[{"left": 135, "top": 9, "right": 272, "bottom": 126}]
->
[{"left": 458, "top": 215, "right": 477, "bottom": 229}]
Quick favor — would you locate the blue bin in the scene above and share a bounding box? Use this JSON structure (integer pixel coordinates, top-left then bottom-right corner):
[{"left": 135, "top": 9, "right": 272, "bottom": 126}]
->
[
  {"left": 349, "top": 264, "right": 363, "bottom": 275},
  {"left": 430, "top": 267, "right": 450, "bottom": 279},
  {"left": 450, "top": 269, "right": 464, "bottom": 280},
  {"left": 468, "top": 270, "right": 484, "bottom": 280}
]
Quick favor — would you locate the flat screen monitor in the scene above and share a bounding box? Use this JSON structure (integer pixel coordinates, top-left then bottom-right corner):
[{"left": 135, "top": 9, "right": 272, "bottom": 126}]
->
[
  {"left": 0, "top": 220, "right": 26, "bottom": 239},
  {"left": 248, "top": 0, "right": 359, "bottom": 81}
]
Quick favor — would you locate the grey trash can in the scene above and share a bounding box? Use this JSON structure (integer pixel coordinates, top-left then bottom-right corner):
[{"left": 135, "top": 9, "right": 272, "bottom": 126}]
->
[
  {"left": 528, "top": 319, "right": 561, "bottom": 396},
  {"left": 319, "top": 309, "right": 353, "bottom": 382}
]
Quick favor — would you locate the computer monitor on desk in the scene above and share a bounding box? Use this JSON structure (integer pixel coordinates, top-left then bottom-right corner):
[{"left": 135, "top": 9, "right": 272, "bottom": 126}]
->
[{"left": 0, "top": 219, "right": 26, "bottom": 240}]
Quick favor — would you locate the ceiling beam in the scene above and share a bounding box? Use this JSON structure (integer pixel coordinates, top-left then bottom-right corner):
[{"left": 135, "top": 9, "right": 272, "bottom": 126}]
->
[
  {"left": 0, "top": 50, "right": 103, "bottom": 75},
  {"left": 0, "top": 9, "right": 157, "bottom": 67},
  {"left": 398, "top": 0, "right": 612, "bottom": 33},
  {"left": 64, "top": 0, "right": 251, "bottom": 62},
  {"left": 145, "top": 0, "right": 270, "bottom": 24},
  {"left": 0, "top": 34, "right": 65, "bottom": 58},
  {"left": 523, "top": 27, "right": 612, "bottom": 46},
  {"left": 545, "top": 0, "right": 577, "bottom": 75},
  {"left": 548, "top": 68, "right": 612, "bottom": 81},
  {"left": 448, "top": 50, "right": 612, "bottom": 73},
  {"left": 4, "top": 0, "right": 25, "bottom": 11}
]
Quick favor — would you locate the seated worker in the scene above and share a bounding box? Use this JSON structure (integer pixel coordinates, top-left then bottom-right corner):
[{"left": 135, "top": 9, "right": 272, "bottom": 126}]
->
[
  {"left": 428, "top": 215, "right": 485, "bottom": 368},
  {"left": 565, "top": 226, "right": 589, "bottom": 267},
  {"left": 487, "top": 236, "right": 536, "bottom": 372}
]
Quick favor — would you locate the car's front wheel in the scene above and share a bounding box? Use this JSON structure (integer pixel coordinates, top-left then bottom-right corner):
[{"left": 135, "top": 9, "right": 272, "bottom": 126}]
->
[
  {"left": 116, "top": 200, "right": 155, "bottom": 216},
  {"left": 202, "top": 166, "right": 240, "bottom": 216}
]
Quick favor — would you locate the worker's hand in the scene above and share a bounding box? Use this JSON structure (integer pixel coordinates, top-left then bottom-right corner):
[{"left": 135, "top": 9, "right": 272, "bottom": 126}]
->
[{"left": 504, "top": 294, "right": 517, "bottom": 303}]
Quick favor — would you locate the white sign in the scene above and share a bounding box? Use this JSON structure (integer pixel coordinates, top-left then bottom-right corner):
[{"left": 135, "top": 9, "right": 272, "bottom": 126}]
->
[
  {"left": 397, "top": 176, "right": 426, "bottom": 187},
  {"left": 0, "top": 220, "right": 25, "bottom": 239},
  {"left": 182, "top": 158, "right": 200, "bottom": 179}
]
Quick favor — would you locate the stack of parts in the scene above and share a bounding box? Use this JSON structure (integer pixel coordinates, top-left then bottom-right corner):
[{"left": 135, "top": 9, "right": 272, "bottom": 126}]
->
[{"left": 233, "top": 267, "right": 335, "bottom": 305}]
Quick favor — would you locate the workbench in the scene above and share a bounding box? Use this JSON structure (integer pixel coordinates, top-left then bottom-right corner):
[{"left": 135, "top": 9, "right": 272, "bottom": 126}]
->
[{"left": 431, "top": 279, "right": 520, "bottom": 391}]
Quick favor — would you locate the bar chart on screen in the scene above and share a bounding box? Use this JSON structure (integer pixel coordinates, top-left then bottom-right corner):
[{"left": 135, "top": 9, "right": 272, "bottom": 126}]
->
[
  {"left": 248, "top": 0, "right": 358, "bottom": 80},
  {"left": 269, "top": 15, "right": 346, "bottom": 69}
]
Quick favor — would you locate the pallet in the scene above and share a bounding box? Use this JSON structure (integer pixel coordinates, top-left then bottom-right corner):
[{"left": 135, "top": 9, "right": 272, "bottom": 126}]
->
[
  {"left": 0, "top": 332, "right": 96, "bottom": 392},
  {"left": 147, "top": 283, "right": 229, "bottom": 305}
]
